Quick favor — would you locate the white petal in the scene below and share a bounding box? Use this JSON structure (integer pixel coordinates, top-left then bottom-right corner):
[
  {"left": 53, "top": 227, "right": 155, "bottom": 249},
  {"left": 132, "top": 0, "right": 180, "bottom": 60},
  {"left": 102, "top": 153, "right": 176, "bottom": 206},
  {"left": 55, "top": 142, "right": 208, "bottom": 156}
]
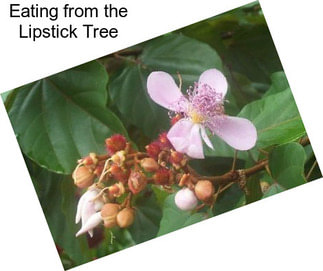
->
[
  {"left": 75, "top": 193, "right": 86, "bottom": 224},
  {"left": 200, "top": 126, "right": 214, "bottom": 150},
  {"left": 75, "top": 212, "right": 102, "bottom": 237}
]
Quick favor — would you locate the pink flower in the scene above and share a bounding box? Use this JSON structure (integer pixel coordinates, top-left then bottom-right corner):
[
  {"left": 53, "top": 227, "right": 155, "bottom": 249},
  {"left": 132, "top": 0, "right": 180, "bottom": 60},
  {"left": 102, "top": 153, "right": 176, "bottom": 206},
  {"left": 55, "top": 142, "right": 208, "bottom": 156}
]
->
[{"left": 147, "top": 69, "right": 257, "bottom": 159}]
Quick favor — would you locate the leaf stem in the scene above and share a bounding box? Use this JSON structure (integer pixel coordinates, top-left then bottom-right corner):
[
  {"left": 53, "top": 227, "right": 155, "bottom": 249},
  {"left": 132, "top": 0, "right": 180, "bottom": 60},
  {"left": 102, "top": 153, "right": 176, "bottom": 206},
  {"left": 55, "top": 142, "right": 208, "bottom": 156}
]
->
[{"left": 306, "top": 160, "right": 318, "bottom": 181}]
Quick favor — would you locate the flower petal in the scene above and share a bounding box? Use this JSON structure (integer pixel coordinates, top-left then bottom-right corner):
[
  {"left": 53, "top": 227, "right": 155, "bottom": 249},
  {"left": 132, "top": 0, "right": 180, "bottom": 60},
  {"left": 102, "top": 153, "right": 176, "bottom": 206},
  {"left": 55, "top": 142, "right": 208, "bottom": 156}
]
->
[
  {"left": 75, "top": 193, "right": 86, "bottom": 224},
  {"left": 75, "top": 212, "right": 102, "bottom": 237},
  {"left": 200, "top": 127, "right": 214, "bottom": 150},
  {"left": 186, "top": 124, "right": 204, "bottom": 159},
  {"left": 147, "top": 71, "right": 184, "bottom": 109},
  {"left": 167, "top": 119, "right": 194, "bottom": 152},
  {"left": 216, "top": 116, "right": 257, "bottom": 150},
  {"left": 80, "top": 190, "right": 98, "bottom": 227},
  {"left": 198, "top": 69, "right": 228, "bottom": 97}
]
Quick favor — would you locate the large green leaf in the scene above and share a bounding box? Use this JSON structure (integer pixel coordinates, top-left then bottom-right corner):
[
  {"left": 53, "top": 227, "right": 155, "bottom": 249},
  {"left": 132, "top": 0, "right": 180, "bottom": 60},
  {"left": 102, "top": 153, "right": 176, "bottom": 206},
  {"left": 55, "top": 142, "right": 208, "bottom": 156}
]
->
[
  {"left": 8, "top": 61, "right": 127, "bottom": 174},
  {"left": 238, "top": 88, "right": 306, "bottom": 148},
  {"left": 29, "top": 164, "right": 92, "bottom": 268},
  {"left": 109, "top": 33, "right": 223, "bottom": 138},
  {"left": 129, "top": 190, "right": 162, "bottom": 243},
  {"left": 269, "top": 142, "right": 306, "bottom": 189},
  {"left": 264, "top": 71, "right": 290, "bottom": 97},
  {"left": 157, "top": 194, "right": 206, "bottom": 236}
]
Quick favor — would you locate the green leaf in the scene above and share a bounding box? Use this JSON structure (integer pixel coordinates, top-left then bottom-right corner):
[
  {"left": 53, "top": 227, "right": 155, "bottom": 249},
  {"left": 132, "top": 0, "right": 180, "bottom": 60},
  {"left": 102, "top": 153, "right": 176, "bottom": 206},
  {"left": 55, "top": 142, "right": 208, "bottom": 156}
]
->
[
  {"left": 8, "top": 61, "right": 127, "bottom": 174},
  {"left": 245, "top": 173, "right": 263, "bottom": 204},
  {"left": 238, "top": 88, "right": 306, "bottom": 148},
  {"left": 264, "top": 71, "right": 290, "bottom": 97},
  {"left": 109, "top": 33, "right": 223, "bottom": 138},
  {"left": 269, "top": 142, "right": 306, "bottom": 189},
  {"left": 262, "top": 183, "right": 285, "bottom": 198},
  {"left": 213, "top": 183, "right": 246, "bottom": 215},
  {"left": 157, "top": 194, "right": 206, "bottom": 236},
  {"left": 29, "top": 165, "right": 92, "bottom": 268},
  {"left": 129, "top": 190, "right": 162, "bottom": 243}
]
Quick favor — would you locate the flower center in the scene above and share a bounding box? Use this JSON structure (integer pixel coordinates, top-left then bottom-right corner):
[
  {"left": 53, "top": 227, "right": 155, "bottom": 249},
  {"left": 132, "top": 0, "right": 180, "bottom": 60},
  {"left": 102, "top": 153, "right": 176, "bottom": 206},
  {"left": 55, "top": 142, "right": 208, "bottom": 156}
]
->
[{"left": 189, "top": 109, "right": 205, "bottom": 124}]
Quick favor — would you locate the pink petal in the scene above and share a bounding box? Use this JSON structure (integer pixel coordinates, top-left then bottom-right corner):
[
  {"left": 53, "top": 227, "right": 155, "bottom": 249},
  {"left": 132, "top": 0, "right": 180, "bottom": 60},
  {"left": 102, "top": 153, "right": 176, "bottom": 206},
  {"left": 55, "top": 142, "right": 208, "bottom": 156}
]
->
[
  {"left": 147, "top": 71, "right": 184, "bottom": 109},
  {"left": 167, "top": 119, "right": 194, "bottom": 152},
  {"left": 216, "top": 116, "right": 257, "bottom": 150},
  {"left": 200, "top": 127, "right": 214, "bottom": 150},
  {"left": 75, "top": 212, "right": 102, "bottom": 237},
  {"left": 198, "top": 69, "right": 228, "bottom": 97},
  {"left": 167, "top": 120, "right": 205, "bottom": 159},
  {"left": 186, "top": 124, "right": 204, "bottom": 159}
]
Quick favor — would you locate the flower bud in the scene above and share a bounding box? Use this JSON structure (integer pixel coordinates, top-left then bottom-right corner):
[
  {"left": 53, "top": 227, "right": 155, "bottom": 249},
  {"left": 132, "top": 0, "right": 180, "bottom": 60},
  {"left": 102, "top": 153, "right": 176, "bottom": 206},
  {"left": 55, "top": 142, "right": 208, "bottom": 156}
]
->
[
  {"left": 109, "top": 164, "right": 129, "bottom": 184},
  {"left": 140, "top": 158, "right": 159, "bottom": 172},
  {"left": 158, "top": 132, "right": 172, "bottom": 148},
  {"left": 108, "top": 182, "right": 125, "bottom": 198},
  {"left": 93, "top": 164, "right": 104, "bottom": 177},
  {"left": 128, "top": 170, "right": 147, "bottom": 194},
  {"left": 178, "top": 173, "right": 195, "bottom": 190},
  {"left": 153, "top": 168, "right": 172, "bottom": 185},
  {"left": 194, "top": 180, "right": 214, "bottom": 202},
  {"left": 146, "top": 141, "right": 161, "bottom": 160},
  {"left": 105, "top": 134, "right": 127, "bottom": 155},
  {"left": 111, "top": 150, "right": 126, "bottom": 166},
  {"left": 79, "top": 153, "right": 98, "bottom": 166},
  {"left": 175, "top": 188, "right": 198, "bottom": 211},
  {"left": 169, "top": 150, "right": 187, "bottom": 169},
  {"left": 116, "top": 208, "right": 135, "bottom": 228},
  {"left": 100, "top": 203, "right": 120, "bottom": 228},
  {"left": 73, "top": 166, "right": 95, "bottom": 188}
]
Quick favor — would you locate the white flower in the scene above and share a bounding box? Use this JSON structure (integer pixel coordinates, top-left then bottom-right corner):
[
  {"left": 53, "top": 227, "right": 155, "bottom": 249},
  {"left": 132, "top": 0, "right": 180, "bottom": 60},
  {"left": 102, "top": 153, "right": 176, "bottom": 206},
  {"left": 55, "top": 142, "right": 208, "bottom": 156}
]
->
[{"left": 75, "top": 187, "right": 104, "bottom": 237}]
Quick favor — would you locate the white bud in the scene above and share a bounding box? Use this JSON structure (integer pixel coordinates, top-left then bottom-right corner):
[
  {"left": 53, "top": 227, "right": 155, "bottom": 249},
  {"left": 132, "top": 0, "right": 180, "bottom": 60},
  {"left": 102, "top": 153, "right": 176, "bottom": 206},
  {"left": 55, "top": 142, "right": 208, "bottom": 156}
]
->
[{"left": 175, "top": 188, "right": 198, "bottom": 211}]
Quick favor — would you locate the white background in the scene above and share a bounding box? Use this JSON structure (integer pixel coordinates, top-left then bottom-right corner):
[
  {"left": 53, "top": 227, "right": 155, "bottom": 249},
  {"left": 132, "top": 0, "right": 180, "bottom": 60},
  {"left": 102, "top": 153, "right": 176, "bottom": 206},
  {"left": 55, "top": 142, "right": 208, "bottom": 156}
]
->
[{"left": 1, "top": 0, "right": 323, "bottom": 270}]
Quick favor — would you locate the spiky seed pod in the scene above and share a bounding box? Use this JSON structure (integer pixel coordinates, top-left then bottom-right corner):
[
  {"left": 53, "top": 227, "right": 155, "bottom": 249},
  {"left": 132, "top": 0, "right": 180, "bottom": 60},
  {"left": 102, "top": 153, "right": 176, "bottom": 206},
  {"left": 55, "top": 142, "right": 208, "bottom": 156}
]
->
[
  {"left": 116, "top": 208, "right": 135, "bottom": 228},
  {"left": 100, "top": 203, "right": 120, "bottom": 228},
  {"left": 146, "top": 141, "right": 161, "bottom": 160},
  {"left": 105, "top": 134, "right": 127, "bottom": 155},
  {"left": 153, "top": 168, "right": 172, "bottom": 185}
]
